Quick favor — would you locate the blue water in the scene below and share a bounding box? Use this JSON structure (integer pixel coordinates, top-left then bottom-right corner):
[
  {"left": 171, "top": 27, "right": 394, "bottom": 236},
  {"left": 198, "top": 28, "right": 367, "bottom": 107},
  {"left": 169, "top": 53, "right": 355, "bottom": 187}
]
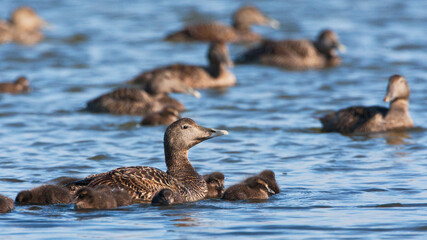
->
[{"left": 1, "top": 0, "right": 426, "bottom": 239}]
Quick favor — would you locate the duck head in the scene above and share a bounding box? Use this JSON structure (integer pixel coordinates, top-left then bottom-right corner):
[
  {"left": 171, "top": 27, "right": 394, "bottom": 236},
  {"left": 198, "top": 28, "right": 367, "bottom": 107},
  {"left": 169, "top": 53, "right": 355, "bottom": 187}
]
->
[
  {"left": 384, "top": 75, "right": 410, "bottom": 102},
  {"left": 233, "top": 6, "right": 280, "bottom": 30}
]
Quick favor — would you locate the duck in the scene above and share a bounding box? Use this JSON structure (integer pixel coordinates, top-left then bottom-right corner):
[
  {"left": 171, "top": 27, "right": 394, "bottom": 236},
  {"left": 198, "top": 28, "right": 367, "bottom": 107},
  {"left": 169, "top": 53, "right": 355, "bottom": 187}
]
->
[
  {"left": 66, "top": 118, "right": 228, "bottom": 202},
  {"left": 15, "top": 185, "right": 72, "bottom": 205},
  {"left": 0, "top": 194, "right": 14, "bottom": 213},
  {"left": 165, "top": 6, "right": 279, "bottom": 43},
  {"left": 151, "top": 189, "right": 184, "bottom": 205},
  {"left": 0, "top": 76, "right": 30, "bottom": 94},
  {"left": 222, "top": 176, "right": 275, "bottom": 201},
  {"left": 0, "top": 7, "right": 46, "bottom": 45},
  {"left": 74, "top": 187, "right": 118, "bottom": 209},
  {"left": 141, "top": 106, "right": 181, "bottom": 126},
  {"left": 203, "top": 172, "right": 225, "bottom": 198},
  {"left": 255, "top": 170, "right": 280, "bottom": 195},
  {"left": 86, "top": 76, "right": 200, "bottom": 115},
  {"left": 48, "top": 176, "right": 82, "bottom": 187},
  {"left": 128, "top": 42, "right": 236, "bottom": 89},
  {"left": 320, "top": 75, "right": 414, "bottom": 134},
  {"left": 235, "top": 29, "right": 346, "bottom": 70}
]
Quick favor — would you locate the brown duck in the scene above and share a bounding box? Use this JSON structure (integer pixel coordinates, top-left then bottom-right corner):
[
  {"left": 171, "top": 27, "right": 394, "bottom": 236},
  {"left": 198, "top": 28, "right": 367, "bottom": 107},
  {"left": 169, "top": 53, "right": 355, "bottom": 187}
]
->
[
  {"left": 0, "top": 7, "right": 47, "bottom": 45},
  {"left": 236, "top": 29, "right": 346, "bottom": 70},
  {"left": 165, "top": 6, "right": 279, "bottom": 43},
  {"left": 222, "top": 176, "right": 275, "bottom": 201},
  {"left": 86, "top": 77, "right": 200, "bottom": 115},
  {"left": 66, "top": 118, "right": 228, "bottom": 202},
  {"left": 74, "top": 187, "right": 119, "bottom": 209},
  {"left": 255, "top": 170, "right": 280, "bottom": 195},
  {"left": 0, "top": 194, "right": 14, "bottom": 213},
  {"left": 203, "top": 172, "right": 225, "bottom": 198},
  {"left": 141, "top": 106, "right": 181, "bottom": 126},
  {"left": 151, "top": 189, "right": 184, "bottom": 205},
  {"left": 0, "top": 76, "right": 30, "bottom": 94},
  {"left": 320, "top": 75, "right": 414, "bottom": 134},
  {"left": 129, "top": 42, "right": 236, "bottom": 89},
  {"left": 15, "top": 185, "right": 72, "bottom": 205}
]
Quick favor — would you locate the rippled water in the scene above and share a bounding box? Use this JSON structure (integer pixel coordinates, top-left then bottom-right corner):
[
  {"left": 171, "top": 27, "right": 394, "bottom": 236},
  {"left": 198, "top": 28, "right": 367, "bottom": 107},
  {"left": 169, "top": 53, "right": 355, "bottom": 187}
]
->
[{"left": 1, "top": 0, "right": 427, "bottom": 239}]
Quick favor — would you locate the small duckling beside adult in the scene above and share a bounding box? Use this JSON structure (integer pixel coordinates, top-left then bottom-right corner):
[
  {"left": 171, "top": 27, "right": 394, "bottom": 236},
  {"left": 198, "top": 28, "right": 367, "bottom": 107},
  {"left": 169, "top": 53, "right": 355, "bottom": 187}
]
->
[
  {"left": 15, "top": 185, "right": 72, "bottom": 205},
  {"left": 74, "top": 186, "right": 132, "bottom": 209},
  {"left": 128, "top": 42, "right": 236, "bottom": 89},
  {"left": 0, "top": 76, "right": 31, "bottom": 94},
  {"left": 235, "top": 29, "right": 345, "bottom": 70},
  {"left": 86, "top": 75, "right": 200, "bottom": 115},
  {"left": 165, "top": 6, "right": 279, "bottom": 43},
  {"left": 151, "top": 189, "right": 184, "bottom": 206},
  {"left": 0, "top": 7, "right": 47, "bottom": 45},
  {"left": 222, "top": 176, "right": 275, "bottom": 201},
  {"left": 203, "top": 172, "right": 225, "bottom": 198},
  {"left": 0, "top": 194, "right": 14, "bottom": 213},
  {"left": 320, "top": 75, "right": 414, "bottom": 134}
]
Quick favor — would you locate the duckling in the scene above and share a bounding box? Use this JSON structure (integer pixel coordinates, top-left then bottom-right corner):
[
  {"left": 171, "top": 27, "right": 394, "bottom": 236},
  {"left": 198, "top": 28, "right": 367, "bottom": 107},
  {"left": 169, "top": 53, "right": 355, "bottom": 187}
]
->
[
  {"left": 151, "top": 189, "right": 184, "bottom": 205},
  {"left": 66, "top": 118, "right": 228, "bottom": 202},
  {"left": 257, "top": 170, "right": 280, "bottom": 195},
  {"left": 129, "top": 42, "right": 236, "bottom": 89},
  {"left": 0, "top": 194, "right": 14, "bottom": 213},
  {"left": 0, "top": 7, "right": 47, "bottom": 45},
  {"left": 165, "top": 6, "right": 279, "bottom": 43},
  {"left": 141, "top": 106, "right": 181, "bottom": 126},
  {"left": 15, "top": 185, "right": 72, "bottom": 205},
  {"left": 74, "top": 187, "right": 118, "bottom": 209},
  {"left": 203, "top": 172, "right": 225, "bottom": 198},
  {"left": 235, "top": 29, "right": 345, "bottom": 70},
  {"left": 320, "top": 75, "right": 414, "bottom": 134},
  {"left": 0, "top": 76, "right": 30, "bottom": 94},
  {"left": 86, "top": 76, "right": 200, "bottom": 115},
  {"left": 222, "top": 176, "right": 275, "bottom": 201}
]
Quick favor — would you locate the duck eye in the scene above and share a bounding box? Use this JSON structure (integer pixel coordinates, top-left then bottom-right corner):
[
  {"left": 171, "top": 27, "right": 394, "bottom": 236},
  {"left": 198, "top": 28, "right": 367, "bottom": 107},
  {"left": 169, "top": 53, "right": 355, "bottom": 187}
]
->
[{"left": 182, "top": 125, "right": 189, "bottom": 129}]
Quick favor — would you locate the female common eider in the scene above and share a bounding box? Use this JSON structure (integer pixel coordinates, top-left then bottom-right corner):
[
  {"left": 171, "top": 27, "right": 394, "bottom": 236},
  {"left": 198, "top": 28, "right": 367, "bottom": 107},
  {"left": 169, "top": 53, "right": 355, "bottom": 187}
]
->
[
  {"left": 128, "top": 42, "right": 236, "bottom": 89},
  {"left": 222, "top": 176, "right": 275, "bottom": 201},
  {"left": 235, "top": 29, "right": 345, "bottom": 70},
  {"left": 141, "top": 106, "right": 181, "bottom": 126},
  {"left": 320, "top": 75, "right": 414, "bottom": 134},
  {"left": 67, "top": 118, "right": 228, "bottom": 202},
  {"left": 165, "top": 6, "right": 279, "bottom": 43},
  {"left": 0, "top": 76, "right": 30, "bottom": 94}
]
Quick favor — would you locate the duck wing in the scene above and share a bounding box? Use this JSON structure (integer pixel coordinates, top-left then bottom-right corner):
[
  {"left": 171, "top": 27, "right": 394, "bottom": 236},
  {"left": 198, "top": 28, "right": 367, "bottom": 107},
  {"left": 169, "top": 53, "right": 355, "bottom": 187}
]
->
[{"left": 165, "top": 22, "right": 238, "bottom": 42}]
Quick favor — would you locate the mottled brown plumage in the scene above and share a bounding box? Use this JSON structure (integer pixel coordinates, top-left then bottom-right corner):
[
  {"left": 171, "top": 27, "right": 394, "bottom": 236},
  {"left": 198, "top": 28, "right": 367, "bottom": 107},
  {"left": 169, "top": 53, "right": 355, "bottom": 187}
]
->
[
  {"left": 257, "top": 170, "right": 280, "bottom": 195},
  {"left": 151, "top": 189, "right": 184, "bottom": 205},
  {"left": 141, "top": 106, "right": 181, "bottom": 126},
  {"left": 236, "top": 29, "right": 345, "bottom": 70},
  {"left": 0, "top": 76, "right": 30, "bottom": 94},
  {"left": 222, "top": 176, "right": 275, "bottom": 201},
  {"left": 0, "top": 194, "right": 14, "bottom": 213},
  {"left": 15, "top": 185, "right": 72, "bottom": 205},
  {"left": 320, "top": 75, "right": 413, "bottom": 134},
  {"left": 203, "top": 172, "right": 225, "bottom": 198},
  {"left": 67, "top": 118, "right": 228, "bottom": 202},
  {"left": 0, "top": 7, "right": 46, "bottom": 45},
  {"left": 129, "top": 42, "right": 236, "bottom": 89},
  {"left": 165, "top": 6, "right": 279, "bottom": 43}
]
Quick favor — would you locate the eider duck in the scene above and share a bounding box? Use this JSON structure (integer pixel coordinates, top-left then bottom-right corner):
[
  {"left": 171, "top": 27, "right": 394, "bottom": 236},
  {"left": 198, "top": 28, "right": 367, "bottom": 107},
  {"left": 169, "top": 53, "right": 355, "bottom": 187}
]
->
[
  {"left": 74, "top": 187, "right": 118, "bottom": 209},
  {"left": 203, "top": 172, "right": 225, "bottom": 198},
  {"left": 165, "top": 6, "right": 279, "bottom": 43},
  {"left": 67, "top": 118, "right": 228, "bottom": 202},
  {"left": 0, "top": 76, "right": 30, "bottom": 94},
  {"left": 320, "top": 75, "right": 414, "bottom": 134},
  {"left": 222, "top": 176, "right": 275, "bottom": 201},
  {"left": 151, "top": 189, "right": 184, "bottom": 205},
  {"left": 0, "top": 7, "right": 46, "bottom": 45},
  {"left": 86, "top": 77, "right": 200, "bottom": 115},
  {"left": 0, "top": 194, "right": 14, "bottom": 213},
  {"left": 128, "top": 42, "right": 236, "bottom": 89},
  {"left": 141, "top": 106, "right": 181, "bottom": 126},
  {"left": 255, "top": 170, "right": 280, "bottom": 195},
  {"left": 15, "top": 185, "right": 72, "bottom": 205},
  {"left": 235, "top": 29, "right": 346, "bottom": 70}
]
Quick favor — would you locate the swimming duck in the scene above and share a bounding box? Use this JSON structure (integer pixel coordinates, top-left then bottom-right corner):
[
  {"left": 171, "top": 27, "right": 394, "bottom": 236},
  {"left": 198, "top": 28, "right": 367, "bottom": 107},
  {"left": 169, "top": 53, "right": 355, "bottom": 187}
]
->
[
  {"left": 165, "top": 6, "right": 279, "bottom": 43},
  {"left": 256, "top": 170, "right": 280, "bottom": 195},
  {"left": 86, "top": 77, "right": 200, "bottom": 115},
  {"left": 141, "top": 106, "right": 181, "bottom": 126},
  {"left": 151, "top": 189, "right": 184, "bottom": 205},
  {"left": 320, "top": 75, "right": 414, "bottom": 134},
  {"left": 129, "top": 42, "right": 236, "bottom": 89},
  {"left": 0, "top": 7, "right": 46, "bottom": 45},
  {"left": 74, "top": 187, "right": 118, "bottom": 209},
  {"left": 0, "top": 194, "right": 14, "bottom": 213},
  {"left": 15, "top": 185, "right": 72, "bottom": 205},
  {"left": 235, "top": 29, "right": 345, "bottom": 70},
  {"left": 203, "top": 172, "right": 225, "bottom": 198},
  {"left": 222, "top": 176, "right": 275, "bottom": 201},
  {"left": 0, "top": 76, "right": 30, "bottom": 94},
  {"left": 66, "top": 118, "right": 228, "bottom": 202}
]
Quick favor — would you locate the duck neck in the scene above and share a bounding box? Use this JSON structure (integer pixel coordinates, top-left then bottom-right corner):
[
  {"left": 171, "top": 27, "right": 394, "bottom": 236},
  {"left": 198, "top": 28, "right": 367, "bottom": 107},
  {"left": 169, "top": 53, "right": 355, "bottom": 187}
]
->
[
  {"left": 165, "top": 149, "right": 198, "bottom": 180},
  {"left": 387, "top": 98, "right": 410, "bottom": 118},
  {"left": 233, "top": 22, "right": 250, "bottom": 32},
  {"left": 207, "top": 62, "right": 225, "bottom": 78}
]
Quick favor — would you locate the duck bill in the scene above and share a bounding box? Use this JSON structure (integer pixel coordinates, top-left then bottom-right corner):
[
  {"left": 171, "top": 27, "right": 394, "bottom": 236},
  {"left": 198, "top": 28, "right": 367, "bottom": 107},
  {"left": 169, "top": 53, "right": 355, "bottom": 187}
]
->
[
  {"left": 266, "top": 18, "right": 280, "bottom": 29},
  {"left": 336, "top": 43, "right": 346, "bottom": 53},
  {"left": 383, "top": 93, "right": 393, "bottom": 102},
  {"left": 186, "top": 87, "right": 201, "bottom": 98},
  {"left": 267, "top": 186, "right": 276, "bottom": 195},
  {"left": 202, "top": 127, "right": 229, "bottom": 140}
]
